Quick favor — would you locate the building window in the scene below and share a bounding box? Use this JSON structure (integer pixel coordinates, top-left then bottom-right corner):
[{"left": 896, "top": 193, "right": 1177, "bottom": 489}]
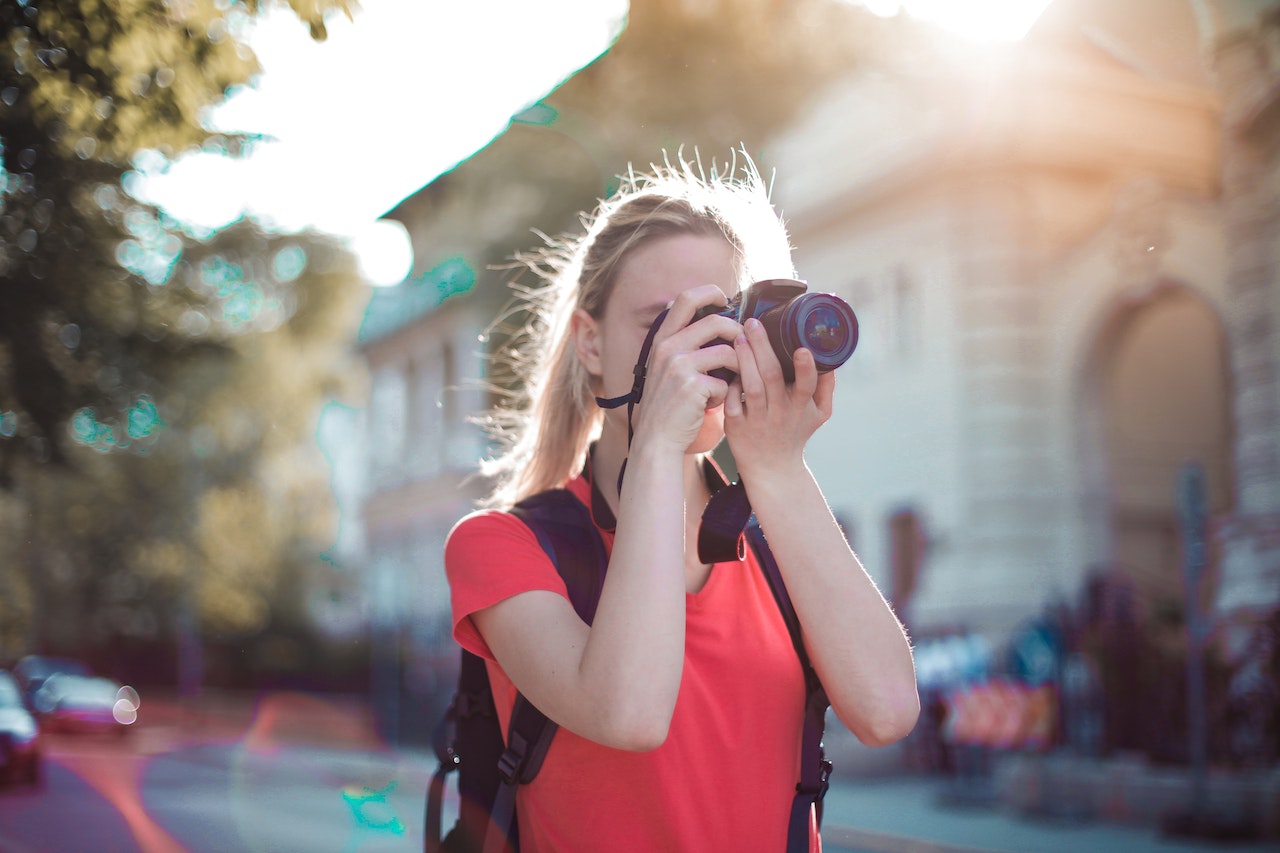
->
[
  {"left": 416, "top": 351, "right": 444, "bottom": 475},
  {"left": 893, "top": 266, "right": 918, "bottom": 362},
  {"left": 370, "top": 366, "right": 408, "bottom": 476},
  {"left": 888, "top": 508, "right": 925, "bottom": 611},
  {"left": 849, "top": 278, "right": 879, "bottom": 369}
]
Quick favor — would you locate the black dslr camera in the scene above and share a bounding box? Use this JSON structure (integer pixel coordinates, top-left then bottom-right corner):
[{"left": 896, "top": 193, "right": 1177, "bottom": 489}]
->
[{"left": 693, "top": 278, "right": 858, "bottom": 383}]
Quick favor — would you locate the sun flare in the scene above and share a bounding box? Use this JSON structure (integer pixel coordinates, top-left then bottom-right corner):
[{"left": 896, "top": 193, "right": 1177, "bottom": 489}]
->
[{"left": 860, "top": 0, "right": 1056, "bottom": 42}]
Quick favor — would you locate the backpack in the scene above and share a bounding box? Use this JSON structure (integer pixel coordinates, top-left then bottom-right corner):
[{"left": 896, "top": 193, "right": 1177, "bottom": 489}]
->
[{"left": 425, "top": 486, "right": 831, "bottom": 853}]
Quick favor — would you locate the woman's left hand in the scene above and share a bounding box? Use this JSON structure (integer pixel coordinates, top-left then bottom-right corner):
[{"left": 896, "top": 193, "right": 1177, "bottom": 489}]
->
[{"left": 722, "top": 317, "right": 835, "bottom": 480}]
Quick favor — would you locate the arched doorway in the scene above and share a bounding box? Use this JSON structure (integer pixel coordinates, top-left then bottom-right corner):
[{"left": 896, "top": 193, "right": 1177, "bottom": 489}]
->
[
  {"left": 1098, "top": 284, "right": 1233, "bottom": 618},
  {"left": 1079, "top": 282, "right": 1235, "bottom": 757}
]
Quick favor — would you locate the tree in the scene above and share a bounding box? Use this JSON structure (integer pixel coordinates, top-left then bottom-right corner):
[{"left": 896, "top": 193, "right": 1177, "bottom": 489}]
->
[
  {"left": 0, "top": 0, "right": 352, "bottom": 476},
  {"left": 0, "top": 0, "right": 365, "bottom": 668},
  {"left": 3, "top": 217, "right": 367, "bottom": 670}
]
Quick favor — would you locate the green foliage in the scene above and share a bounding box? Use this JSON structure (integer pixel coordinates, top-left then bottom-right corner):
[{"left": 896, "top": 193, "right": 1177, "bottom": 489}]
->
[
  {"left": 0, "top": 0, "right": 363, "bottom": 661},
  {"left": 0, "top": 0, "right": 352, "bottom": 474},
  {"left": 5, "top": 224, "right": 365, "bottom": 654}
]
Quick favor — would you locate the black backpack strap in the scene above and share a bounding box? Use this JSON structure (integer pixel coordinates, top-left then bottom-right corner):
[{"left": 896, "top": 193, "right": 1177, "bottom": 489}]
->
[
  {"left": 512, "top": 489, "right": 609, "bottom": 625},
  {"left": 426, "top": 650, "right": 500, "bottom": 853},
  {"left": 471, "top": 490, "right": 608, "bottom": 853},
  {"left": 482, "top": 695, "right": 560, "bottom": 853},
  {"left": 745, "top": 521, "right": 832, "bottom": 853}
]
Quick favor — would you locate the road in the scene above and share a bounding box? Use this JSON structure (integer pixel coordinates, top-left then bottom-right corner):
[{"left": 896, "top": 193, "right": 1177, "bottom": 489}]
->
[
  {"left": 3, "top": 728, "right": 910, "bottom": 853},
  {"left": 0, "top": 725, "right": 434, "bottom": 853},
  {"left": 2, "top": 695, "right": 1269, "bottom": 853}
]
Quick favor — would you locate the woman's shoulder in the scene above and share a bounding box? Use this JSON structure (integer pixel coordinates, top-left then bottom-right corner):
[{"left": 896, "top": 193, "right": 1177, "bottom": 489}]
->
[
  {"left": 446, "top": 507, "right": 539, "bottom": 556},
  {"left": 448, "top": 506, "right": 521, "bottom": 536}
]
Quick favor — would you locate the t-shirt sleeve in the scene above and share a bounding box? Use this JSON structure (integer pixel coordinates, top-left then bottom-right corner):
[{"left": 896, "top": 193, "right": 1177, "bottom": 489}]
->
[{"left": 444, "top": 509, "right": 569, "bottom": 660}]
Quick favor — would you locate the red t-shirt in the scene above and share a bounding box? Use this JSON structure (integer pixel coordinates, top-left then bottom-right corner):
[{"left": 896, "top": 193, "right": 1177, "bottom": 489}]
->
[{"left": 445, "top": 473, "right": 820, "bottom": 852}]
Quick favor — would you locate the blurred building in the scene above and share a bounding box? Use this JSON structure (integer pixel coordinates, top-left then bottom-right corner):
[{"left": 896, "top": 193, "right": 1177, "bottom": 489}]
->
[
  {"left": 767, "top": 0, "right": 1279, "bottom": 656},
  {"left": 353, "top": 233, "right": 491, "bottom": 732},
  {"left": 353, "top": 0, "right": 1279, "bottom": 738}
]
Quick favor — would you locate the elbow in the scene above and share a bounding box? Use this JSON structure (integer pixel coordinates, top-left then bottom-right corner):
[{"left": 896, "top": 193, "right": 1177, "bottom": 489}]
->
[
  {"left": 613, "top": 723, "right": 671, "bottom": 753},
  {"left": 840, "top": 687, "right": 921, "bottom": 748},
  {"left": 594, "top": 702, "right": 673, "bottom": 752}
]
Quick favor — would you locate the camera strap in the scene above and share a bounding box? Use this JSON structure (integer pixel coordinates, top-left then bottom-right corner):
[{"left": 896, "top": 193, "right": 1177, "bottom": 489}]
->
[
  {"left": 593, "top": 307, "right": 751, "bottom": 564},
  {"left": 595, "top": 308, "right": 668, "bottom": 425},
  {"left": 594, "top": 307, "right": 669, "bottom": 496}
]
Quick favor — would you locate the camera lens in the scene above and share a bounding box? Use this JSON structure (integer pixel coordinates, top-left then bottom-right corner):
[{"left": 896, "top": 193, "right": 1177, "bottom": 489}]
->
[
  {"left": 802, "top": 304, "right": 848, "bottom": 357},
  {"left": 778, "top": 293, "right": 858, "bottom": 373}
]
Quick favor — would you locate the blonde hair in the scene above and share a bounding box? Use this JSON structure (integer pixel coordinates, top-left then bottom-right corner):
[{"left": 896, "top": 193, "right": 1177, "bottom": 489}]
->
[{"left": 479, "top": 151, "right": 795, "bottom": 508}]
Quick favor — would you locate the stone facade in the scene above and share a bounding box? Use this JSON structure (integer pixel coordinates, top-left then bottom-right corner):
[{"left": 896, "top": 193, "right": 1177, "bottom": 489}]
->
[
  {"left": 1214, "top": 9, "right": 1280, "bottom": 626},
  {"left": 768, "top": 0, "right": 1279, "bottom": 648}
]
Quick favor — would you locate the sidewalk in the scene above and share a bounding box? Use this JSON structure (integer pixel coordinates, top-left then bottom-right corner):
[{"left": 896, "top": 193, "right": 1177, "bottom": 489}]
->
[
  {"left": 818, "top": 722, "right": 1278, "bottom": 853},
  {"left": 819, "top": 777, "right": 1277, "bottom": 853}
]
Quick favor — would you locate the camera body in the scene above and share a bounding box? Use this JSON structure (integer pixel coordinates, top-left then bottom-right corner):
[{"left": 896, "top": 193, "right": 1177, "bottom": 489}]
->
[{"left": 693, "top": 278, "right": 859, "bottom": 383}]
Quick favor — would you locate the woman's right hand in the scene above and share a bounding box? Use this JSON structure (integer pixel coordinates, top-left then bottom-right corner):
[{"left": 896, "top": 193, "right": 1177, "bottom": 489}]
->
[{"left": 629, "top": 284, "right": 742, "bottom": 453}]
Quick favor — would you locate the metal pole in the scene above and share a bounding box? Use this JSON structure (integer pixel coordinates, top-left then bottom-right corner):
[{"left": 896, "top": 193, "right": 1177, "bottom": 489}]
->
[{"left": 1176, "top": 461, "right": 1209, "bottom": 821}]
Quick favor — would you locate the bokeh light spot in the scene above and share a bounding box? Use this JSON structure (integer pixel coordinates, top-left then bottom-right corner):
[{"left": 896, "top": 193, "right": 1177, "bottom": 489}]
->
[
  {"left": 350, "top": 220, "right": 411, "bottom": 286},
  {"left": 126, "top": 396, "right": 164, "bottom": 440},
  {"left": 272, "top": 244, "right": 307, "bottom": 282},
  {"left": 58, "top": 323, "right": 81, "bottom": 349},
  {"left": 112, "top": 698, "right": 138, "bottom": 725}
]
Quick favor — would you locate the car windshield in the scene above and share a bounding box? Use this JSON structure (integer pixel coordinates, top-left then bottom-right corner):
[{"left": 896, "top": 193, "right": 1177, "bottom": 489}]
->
[{"left": 43, "top": 674, "right": 118, "bottom": 702}]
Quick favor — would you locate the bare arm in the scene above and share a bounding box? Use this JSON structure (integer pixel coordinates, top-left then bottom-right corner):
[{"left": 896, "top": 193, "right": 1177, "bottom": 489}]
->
[
  {"left": 745, "top": 459, "right": 919, "bottom": 745},
  {"left": 472, "top": 441, "right": 687, "bottom": 751},
  {"left": 470, "top": 287, "right": 744, "bottom": 751},
  {"left": 725, "top": 320, "right": 920, "bottom": 745}
]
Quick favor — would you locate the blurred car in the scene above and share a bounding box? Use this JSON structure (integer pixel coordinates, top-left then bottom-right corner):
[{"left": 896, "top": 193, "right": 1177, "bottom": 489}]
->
[
  {"left": 0, "top": 670, "right": 41, "bottom": 787},
  {"left": 14, "top": 655, "right": 140, "bottom": 736},
  {"left": 12, "top": 655, "right": 91, "bottom": 706},
  {"left": 31, "top": 674, "right": 141, "bottom": 735}
]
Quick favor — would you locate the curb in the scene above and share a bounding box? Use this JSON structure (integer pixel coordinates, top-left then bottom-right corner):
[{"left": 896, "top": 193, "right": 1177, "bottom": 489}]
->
[{"left": 823, "top": 824, "right": 1001, "bottom": 853}]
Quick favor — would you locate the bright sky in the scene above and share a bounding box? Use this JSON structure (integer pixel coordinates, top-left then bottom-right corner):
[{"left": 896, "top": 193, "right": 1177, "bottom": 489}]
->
[
  {"left": 137, "top": 0, "right": 627, "bottom": 284},
  {"left": 135, "top": 0, "right": 1051, "bottom": 286},
  {"left": 862, "top": 0, "right": 1054, "bottom": 41}
]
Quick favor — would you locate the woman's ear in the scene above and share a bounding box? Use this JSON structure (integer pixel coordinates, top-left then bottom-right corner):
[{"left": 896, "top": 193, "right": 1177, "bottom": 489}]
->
[{"left": 571, "top": 308, "right": 603, "bottom": 377}]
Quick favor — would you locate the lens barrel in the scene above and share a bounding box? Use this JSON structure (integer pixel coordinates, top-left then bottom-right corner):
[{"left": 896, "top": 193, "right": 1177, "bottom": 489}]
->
[{"left": 773, "top": 293, "right": 859, "bottom": 375}]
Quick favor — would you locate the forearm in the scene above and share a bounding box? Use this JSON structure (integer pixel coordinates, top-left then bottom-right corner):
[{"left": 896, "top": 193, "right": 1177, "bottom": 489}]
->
[
  {"left": 576, "top": 438, "right": 689, "bottom": 748},
  {"left": 746, "top": 460, "right": 920, "bottom": 746}
]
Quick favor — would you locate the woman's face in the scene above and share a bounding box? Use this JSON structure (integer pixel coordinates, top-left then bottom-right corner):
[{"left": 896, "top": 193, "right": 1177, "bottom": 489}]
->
[{"left": 581, "top": 232, "right": 739, "bottom": 453}]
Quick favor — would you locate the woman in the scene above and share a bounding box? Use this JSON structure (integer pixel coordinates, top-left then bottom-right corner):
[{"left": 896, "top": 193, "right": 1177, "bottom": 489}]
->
[{"left": 445, "top": 154, "right": 919, "bottom": 851}]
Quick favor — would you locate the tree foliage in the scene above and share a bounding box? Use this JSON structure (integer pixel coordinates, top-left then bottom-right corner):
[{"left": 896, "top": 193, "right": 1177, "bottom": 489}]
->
[
  {"left": 0, "top": 0, "right": 352, "bottom": 474},
  {"left": 0, "top": 0, "right": 364, "bottom": 664}
]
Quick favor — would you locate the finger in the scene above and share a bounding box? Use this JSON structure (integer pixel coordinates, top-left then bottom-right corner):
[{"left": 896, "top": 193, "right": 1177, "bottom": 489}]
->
[
  {"left": 734, "top": 326, "right": 765, "bottom": 408},
  {"left": 684, "top": 337, "right": 740, "bottom": 381},
  {"left": 650, "top": 316, "right": 742, "bottom": 382},
  {"left": 660, "top": 284, "right": 731, "bottom": 331},
  {"left": 652, "top": 287, "right": 740, "bottom": 355},
  {"left": 724, "top": 378, "right": 744, "bottom": 418},
  {"left": 744, "top": 317, "right": 785, "bottom": 399},
  {"left": 680, "top": 314, "right": 745, "bottom": 350},
  {"left": 790, "top": 347, "right": 819, "bottom": 403},
  {"left": 814, "top": 370, "right": 836, "bottom": 419}
]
